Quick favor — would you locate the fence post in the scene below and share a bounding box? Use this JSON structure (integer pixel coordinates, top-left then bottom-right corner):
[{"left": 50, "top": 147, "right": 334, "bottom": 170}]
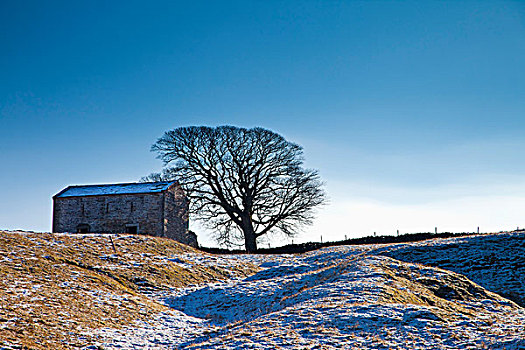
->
[{"left": 109, "top": 235, "right": 117, "bottom": 254}]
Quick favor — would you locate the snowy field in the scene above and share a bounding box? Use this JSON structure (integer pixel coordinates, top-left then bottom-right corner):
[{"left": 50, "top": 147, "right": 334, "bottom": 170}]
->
[{"left": 92, "top": 232, "right": 525, "bottom": 350}]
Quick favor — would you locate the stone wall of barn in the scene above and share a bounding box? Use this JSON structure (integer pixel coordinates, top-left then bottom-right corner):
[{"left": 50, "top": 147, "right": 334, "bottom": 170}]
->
[
  {"left": 163, "top": 185, "right": 195, "bottom": 246},
  {"left": 53, "top": 193, "right": 164, "bottom": 236}
]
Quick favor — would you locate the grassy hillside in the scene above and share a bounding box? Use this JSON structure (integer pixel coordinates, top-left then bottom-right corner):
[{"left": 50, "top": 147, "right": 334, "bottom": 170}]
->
[
  {"left": 0, "top": 231, "right": 257, "bottom": 349},
  {"left": 101, "top": 232, "right": 525, "bottom": 349},
  {"left": 1, "top": 230, "right": 524, "bottom": 349},
  {"left": 378, "top": 232, "right": 525, "bottom": 307}
]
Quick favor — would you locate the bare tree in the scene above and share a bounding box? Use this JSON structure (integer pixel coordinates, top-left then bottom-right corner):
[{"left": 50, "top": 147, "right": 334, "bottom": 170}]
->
[{"left": 145, "top": 126, "right": 326, "bottom": 252}]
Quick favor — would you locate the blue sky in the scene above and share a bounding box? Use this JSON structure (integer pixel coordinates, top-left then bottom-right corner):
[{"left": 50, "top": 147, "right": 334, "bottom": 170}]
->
[{"left": 1, "top": 1, "right": 524, "bottom": 246}]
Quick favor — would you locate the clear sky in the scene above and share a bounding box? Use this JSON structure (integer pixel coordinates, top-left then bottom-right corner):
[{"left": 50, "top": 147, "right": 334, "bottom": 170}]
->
[{"left": 1, "top": 1, "right": 524, "bottom": 247}]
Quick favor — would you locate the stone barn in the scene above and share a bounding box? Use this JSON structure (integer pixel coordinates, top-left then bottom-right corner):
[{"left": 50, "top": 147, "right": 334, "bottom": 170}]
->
[{"left": 52, "top": 181, "right": 197, "bottom": 247}]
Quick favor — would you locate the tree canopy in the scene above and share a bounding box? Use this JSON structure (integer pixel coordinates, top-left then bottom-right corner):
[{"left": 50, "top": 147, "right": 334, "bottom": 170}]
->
[{"left": 145, "top": 125, "right": 326, "bottom": 252}]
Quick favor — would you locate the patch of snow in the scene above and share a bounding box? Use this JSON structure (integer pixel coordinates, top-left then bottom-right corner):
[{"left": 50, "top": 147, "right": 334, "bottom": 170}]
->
[{"left": 93, "top": 233, "right": 525, "bottom": 349}]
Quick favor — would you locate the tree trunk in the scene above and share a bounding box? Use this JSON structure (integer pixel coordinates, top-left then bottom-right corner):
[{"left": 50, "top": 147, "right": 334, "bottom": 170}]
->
[
  {"left": 244, "top": 230, "right": 257, "bottom": 253},
  {"left": 241, "top": 217, "right": 257, "bottom": 253}
]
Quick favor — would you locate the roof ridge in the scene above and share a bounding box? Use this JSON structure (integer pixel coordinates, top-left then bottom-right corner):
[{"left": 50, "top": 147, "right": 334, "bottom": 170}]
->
[
  {"left": 53, "top": 180, "right": 178, "bottom": 198},
  {"left": 65, "top": 180, "right": 175, "bottom": 188}
]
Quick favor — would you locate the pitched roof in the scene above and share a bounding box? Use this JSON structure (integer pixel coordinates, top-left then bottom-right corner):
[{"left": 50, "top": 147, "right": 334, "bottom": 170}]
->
[{"left": 54, "top": 181, "right": 177, "bottom": 198}]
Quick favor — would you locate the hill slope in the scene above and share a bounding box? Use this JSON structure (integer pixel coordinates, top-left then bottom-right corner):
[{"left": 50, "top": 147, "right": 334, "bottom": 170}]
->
[
  {"left": 0, "top": 231, "right": 256, "bottom": 349},
  {"left": 376, "top": 232, "right": 525, "bottom": 307},
  {"left": 97, "top": 232, "right": 525, "bottom": 349},
  {"left": 1, "top": 231, "right": 524, "bottom": 349}
]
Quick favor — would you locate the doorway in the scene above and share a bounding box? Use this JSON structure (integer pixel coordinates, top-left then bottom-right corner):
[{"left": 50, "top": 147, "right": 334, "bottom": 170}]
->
[
  {"left": 125, "top": 224, "right": 138, "bottom": 235},
  {"left": 77, "top": 224, "right": 90, "bottom": 233}
]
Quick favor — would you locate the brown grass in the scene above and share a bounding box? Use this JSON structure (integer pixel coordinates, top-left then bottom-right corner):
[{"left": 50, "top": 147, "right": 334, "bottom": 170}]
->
[
  {"left": 0, "top": 231, "right": 258, "bottom": 350},
  {"left": 376, "top": 258, "right": 518, "bottom": 322}
]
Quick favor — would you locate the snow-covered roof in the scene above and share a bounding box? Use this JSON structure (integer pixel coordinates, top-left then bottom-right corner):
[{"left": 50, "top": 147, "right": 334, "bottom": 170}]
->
[{"left": 54, "top": 181, "right": 176, "bottom": 198}]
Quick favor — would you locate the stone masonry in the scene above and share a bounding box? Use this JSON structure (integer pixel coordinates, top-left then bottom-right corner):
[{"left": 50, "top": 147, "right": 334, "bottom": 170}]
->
[{"left": 52, "top": 181, "right": 197, "bottom": 247}]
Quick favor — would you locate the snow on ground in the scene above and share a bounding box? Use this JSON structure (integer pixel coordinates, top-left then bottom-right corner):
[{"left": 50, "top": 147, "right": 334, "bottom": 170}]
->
[
  {"left": 93, "top": 232, "right": 525, "bottom": 350},
  {"left": 0, "top": 231, "right": 254, "bottom": 350},
  {"left": 376, "top": 231, "right": 525, "bottom": 307}
]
